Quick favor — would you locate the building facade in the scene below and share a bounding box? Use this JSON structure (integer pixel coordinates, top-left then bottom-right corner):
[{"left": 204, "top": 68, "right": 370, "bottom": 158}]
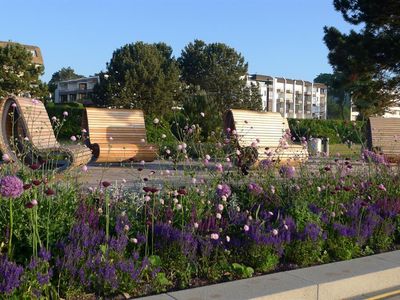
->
[
  {"left": 351, "top": 100, "right": 400, "bottom": 121},
  {"left": 247, "top": 74, "right": 327, "bottom": 119},
  {"left": 54, "top": 76, "right": 99, "bottom": 103}
]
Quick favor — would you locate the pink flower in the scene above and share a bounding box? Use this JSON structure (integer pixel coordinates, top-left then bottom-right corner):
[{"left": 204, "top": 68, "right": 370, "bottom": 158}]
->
[
  {"left": 378, "top": 184, "right": 387, "bottom": 192},
  {"left": 51, "top": 116, "right": 57, "bottom": 122},
  {"left": 210, "top": 233, "right": 219, "bottom": 240},
  {"left": 272, "top": 229, "right": 278, "bottom": 236},
  {"left": 244, "top": 225, "right": 250, "bottom": 232},
  {"left": 11, "top": 103, "right": 17, "bottom": 108},
  {"left": 82, "top": 165, "right": 88, "bottom": 172},
  {"left": 63, "top": 111, "right": 68, "bottom": 117},
  {"left": 216, "top": 213, "right": 222, "bottom": 219},
  {"left": 218, "top": 204, "right": 224, "bottom": 211},
  {"left": 215, "top": 163, "right": 223, "bottom": 172},
  {"left": 194, "top": 222, "right": 199, "bottom": 229},
  {"left": 70, "top": 136, "right": 77, "bottom": 142},
  {"left": 2, "top": 154, "right": 10, "bottom": 162}
]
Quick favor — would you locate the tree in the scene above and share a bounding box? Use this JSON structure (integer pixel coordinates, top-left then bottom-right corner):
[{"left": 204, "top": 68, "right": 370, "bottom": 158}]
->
[
  {"left": 48, "top": 67, "right": 83, "bottom": 97},
  {"left": 0, "top": 43, "right": 47, "bottom": 98},
  {"left": 178, "top": 40, "right": 261, "bottom": 112},
  {"left": 93, "top": 42, "right": 181, "bottom": 116},
  {"left": 323, "top": 0, "right": 400, "bottom": 118},
  {"left": 314, "top": 73, "right": 350, "bottom": 119}
]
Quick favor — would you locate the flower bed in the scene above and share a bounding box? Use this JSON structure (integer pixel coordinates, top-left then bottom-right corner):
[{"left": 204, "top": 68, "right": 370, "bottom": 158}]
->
[
  {"left": 1, "top": 151, "right": 399, "bottom": 299},
  {"left": 0, "top": 114, "right": 399, "bottom": 299}
]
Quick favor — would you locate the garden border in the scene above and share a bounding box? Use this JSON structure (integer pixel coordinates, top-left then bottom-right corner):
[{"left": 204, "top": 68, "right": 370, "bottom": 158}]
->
[{"left": 135, "top": 250, "right": 400, "bottom": 300}]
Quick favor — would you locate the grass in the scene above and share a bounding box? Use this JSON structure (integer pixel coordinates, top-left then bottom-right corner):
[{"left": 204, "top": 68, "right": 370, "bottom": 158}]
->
[{"left": 330, "top": 143, "right": 362, "bottom": 158}]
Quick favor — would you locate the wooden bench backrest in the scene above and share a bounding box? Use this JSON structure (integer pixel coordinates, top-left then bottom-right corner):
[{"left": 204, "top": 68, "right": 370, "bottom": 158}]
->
[
  {"left": 83, "top": 107, "right": 148, "bottom": 145},
  {"left": 11, "top": 97, "right": 59, "bottom": 150},
  {"left": 368, "top": 117, "right": 400, "bottom": 153},
  {"left": 224, "top": 109, "right": 288, "bottom": 147}
]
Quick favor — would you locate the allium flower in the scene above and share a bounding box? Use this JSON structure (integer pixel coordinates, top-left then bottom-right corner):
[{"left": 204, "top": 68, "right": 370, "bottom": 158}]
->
[
  {"left": 70, "top": 135, "right": 77, "bottom": 142},
  {"left": 378, "top": 184, "right": 387, "bottom": 192},
  {"left": 131, "top": 238, "right": 138, "bottom": 244},
  {"left": 215, "top": 163, "right": 223, "bottom": 172},
  {"left": 176, "top": 204, "right": 182, "bottom": 210},
  {"left": 30, "top": 163, "right": 40, "bottom": 170},
  {"left": 279, "top": 165, "right": 295, "bottom": 179},
  {"left": 217, "top": 204, "right": 224, "bottom": 211},
  {"left": 216, "top": 184, "right": 231, "bottom": 198},
  {"left": 144, "top": 195, "right": 151, "bottom": 202},
  {"left": 259, "top": 159, "right": 273, "bottom": 170},
  {"left": 216, "top": 213, "right": 222, "bottom": 219},
  {"left": 63, "top": 111, "right": 68, "bottom": 117},
  {"left": 25, "top": 199, "right": 38, "bottom": 209},
  {"left": 200, "top": 112, "right": 205, "bottom": 117},
  {"left": 0, "top": 176, "right": 23, "bottom": 198},
  {"left": 2, "top": 154, "right": 10, "bottom": 162},
  {"left": 226, "top": 236, "right": 230, "bottom": 242},
  {"left": 82, "top": 165, "right": 88, "bottom": 172},
  {"left": 11, "top": 103, "right": 17, "bottom": 108},
  {"left": 270, "top": 185, "right": 276, "bottom": 194},
  {"left": 272, "top": 229, "right": 279, "bottom": 236},
  {"left": 45, "top": 188, "right": 55, "bottom": 196},
  {"left": 102, "top": 181, "right": 111, "bottom": 188},
  {"left": 244, "top": 225, "right": 250, "bottom": 232},
  {"left": 161, "top": 134, "right": 167, "bottom": 139},
  {"left": 153, "top": 118, "right": 159, "bottom": 124},
  {"left": 205, "top": 154, "right": 211, "bottom": 160},
  {"left": 210, "top": 233, "right": 219, "bottom": 240},
  {"left": 194, "top": 222, "right": 199, "bottom": 229},
  {"left": 51, "top": 116, "right": 57, "bottom": 122}
]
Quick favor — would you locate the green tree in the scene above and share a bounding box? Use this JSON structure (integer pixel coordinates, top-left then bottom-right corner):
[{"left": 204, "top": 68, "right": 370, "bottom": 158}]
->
[
  {"left": 48, "top": 67, "right": 83, "bottom": 97},
  {"left": 93, "top": 42, "right": 181, "bottom": 116},
  {"left": 323, "top": 0, "right": 400, "bottom": 118},
  {"left": 178, "top": 40, "right": 261, "bottom": 112},
  {"left": 0, "top": 43, "right": 47, "bottom": 98},
  {"left": 314, "top": 73, "right": 350, "bottom": 119}
]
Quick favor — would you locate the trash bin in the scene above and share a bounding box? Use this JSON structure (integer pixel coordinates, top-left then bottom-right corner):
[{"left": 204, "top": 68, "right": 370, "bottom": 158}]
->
[
  {"left": 322, "top": 137, "right": 330, "bottom": 156},
  {"left": 309, "top": 138, "right": 322, "bottom": 156}
]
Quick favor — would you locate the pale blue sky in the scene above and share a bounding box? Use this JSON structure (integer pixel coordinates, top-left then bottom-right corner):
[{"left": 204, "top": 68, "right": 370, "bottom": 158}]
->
[{"left": 0, "top": 0, "right": 354, "bottom": 82}]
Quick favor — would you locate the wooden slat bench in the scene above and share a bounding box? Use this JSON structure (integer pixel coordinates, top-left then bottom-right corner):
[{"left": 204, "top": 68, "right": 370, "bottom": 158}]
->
[
  {"left": 224, "top": 109, "right": 308, "bottom": 165},
  {"left": 82, "top": 107, "right": 157, "bottom": 163},
  {"left": 367, "top": 117, "right": 400, "bottom": 161},
  {"left": 0, "top": 96, "right": 92, "bottom": 171}
]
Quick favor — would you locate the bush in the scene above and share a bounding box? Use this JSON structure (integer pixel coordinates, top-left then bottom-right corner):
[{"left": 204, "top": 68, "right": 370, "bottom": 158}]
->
[
  {"left": 288, "top": 119, "right": 366, "bottom": 144},
  {"left": 45, "top": 103, "right": 85, "bottom": 139}
]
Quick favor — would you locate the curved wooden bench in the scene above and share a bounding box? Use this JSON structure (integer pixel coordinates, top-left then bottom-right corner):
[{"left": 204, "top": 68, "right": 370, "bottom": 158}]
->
[
  {"left": 0, "top": 96, "right": 92, "bottom": 171},
  {"left": 224, "top": 109, "right": 308, "bottom": 164},
  {"left": 82, "top": 107, "right": 157, "bottom": 163},
  {"left": 367, "top": 117, "right": 400, "bottom": 162}
]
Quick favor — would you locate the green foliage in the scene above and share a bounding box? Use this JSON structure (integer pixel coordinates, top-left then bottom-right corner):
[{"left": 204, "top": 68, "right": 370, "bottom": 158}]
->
[
  {"left": 45, "top": 102, "right": 84, "bottom": 139},
  {"left": 288, "top": 118, "right": 366, "bottom": 144},
  {"left": 0, "top": 43, "right": 47, "bottom": 98},
  {"left": 93, "top": 42, "right": 181, "bottom": 116},
  {"left": 285, "top": 240, "right": 326, "bottom": 267},
  {"left": 48, "top": 67, "right": 84, "bottom": 97},
  {"left": 243, "top": 244, "right": 279, "bottom": 273},
  {"left": 323, "top": 0, "right": 400, "bottom": 118},
  {"left": 231, "top": 263, "right": 254, "bottom": 278},
  {"left": 327, "top": 236, "right": 361, "bottom": 261},
  {"left": 178, "top": 39, "right": 261, "bottom": 113}
]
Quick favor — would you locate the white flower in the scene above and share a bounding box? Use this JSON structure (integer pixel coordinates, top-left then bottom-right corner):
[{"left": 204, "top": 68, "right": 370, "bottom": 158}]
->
[
  {"left": 177, "top": 144, "right": 183, "bottom": 151},
  {"left": 121, "top": 211, "right": 126, "bottom": 216},
  {"left": 244, "top": 225, "right": 250, "bottom": 232},
  {"left": 166, "top": 149, "right": 171, "bottom": 154},
  {"left": 221, "top": 195, "right": 227, "bottom": 202},
  {"left": 232, "top": 130, "right": 237, "bottom": 135},
  {"left": 226, "top": 157, "right": 230, "bottom": 162},
  {"left": 124, "top": 225, "right": 130, "bottom": 231},
  {"left": 272, "top": 229, "right": 279, "bottom": 236},
  {"left": 159, "top": 198, "right": 165, "bottom": 205},
  {"left": 226, "top": 236, "right": 230, "bottom": 242},
  {"left": 173, "top": 198, "right": 179, "bottom": 204},
  {"left": 63, "top": 111, "right": 68, "bottom": 117},
  {"left": 182, "top": 143, "right": 187, "bottom": 149},
  {"left": 2, "top": 154, "right": 10, "bottom": 162},
  {"left": 236, "top": 149, "right": 241, "bottom": 155},
  {"left": 284, "top": 224, "right": 289, "bottom": 230},
  {"left": 81, "top": 165, "right": 88, "bottom": 172},
  {"left": 51, "top": 116, "right": 57, "bottom": 122},
  {"left": 210, "top": 233, "right": 219, "bottom": 240},
  {"left": 216, "top": 213, "right": 222, "bottom": 219},
  {"left": 98, "top": 208, "right": 103, "bottom": 214},
  {"left": 24, "top": 137, "right": 29, "bottom": 141},
  {"left": 205, "top": 154, "right": 211, "bottom": 160},
  {"left": 176, "top": 203, "right": 182, "bottom": 210},
  {"left": 191, "top": 178, "right": 197, "bottom": 184},
  {"left": 161, "top": 134, "right": 166, "bottom": 139},
  {"left": 268, "top": 211, "right": 274, "bottom": 216},
  {"left": 70, "top": 136, "right": 77, "bottom": 142},
  {"left": 81, "top": 128, "right": 87, "bottom": 133},
  {"left": 144, "top": 195, "right": 151, "bottom": 202},
  {"left": 140, "top": 138, "right": 145, "bottom": 143},
  {"left": 194, "top": 222, "right": 199, "bottom": 229},
  {"left": 317, "top": 186, "right": 322, "bottom": 192},
  {"left": 140, "top": 160, "right": 145, "bottom": 165},
  {"left": 270, "top": 185, "right": 276, "bottom": 194},
  {"left": 218, "top": 204, "right": 224, "bottom": 211},
  {"left": 131, "top": 238, "right": 138, "bottom": 244},
  {"left": 153, "top": 118, "right": 159, "bottom": 124},
  {"left": 200, "top": 112, "right": 205, "bottom": 117}
]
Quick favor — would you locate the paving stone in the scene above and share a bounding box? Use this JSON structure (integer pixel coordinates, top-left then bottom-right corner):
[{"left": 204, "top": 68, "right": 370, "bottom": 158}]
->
[{"left": 134, "top": 294, "right": 175, "bottom": 300}]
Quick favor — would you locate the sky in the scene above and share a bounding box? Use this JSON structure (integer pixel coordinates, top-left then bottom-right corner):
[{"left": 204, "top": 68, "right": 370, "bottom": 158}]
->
[{"left": 0, "top": 0, "right": 355, "bottom": 83}]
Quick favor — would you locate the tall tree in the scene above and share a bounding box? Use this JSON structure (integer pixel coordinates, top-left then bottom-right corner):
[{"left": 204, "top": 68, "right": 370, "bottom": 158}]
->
[
  {"left": 314, "top": 73, "right": 349, "bottom": 119},
  {"left": 93, "top": 42, "right": 181, "bottom": 116},
  {"left": 0, "top": 43, "right": 47, "bottom": 98},
  {"left": 178, "top": 40, "right": 261, "bottom": 112},
  {"left": 48, "top": 67, "right": 83, "bottom": 96},
  {"left": 323, "top": 0, "right": 400, "bottom": 118}
]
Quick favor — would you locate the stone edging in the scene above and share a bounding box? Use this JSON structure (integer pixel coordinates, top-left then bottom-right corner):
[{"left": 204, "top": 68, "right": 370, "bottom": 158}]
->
[{"left": 135, "top": 250, "right": 400, "bottom": 300}]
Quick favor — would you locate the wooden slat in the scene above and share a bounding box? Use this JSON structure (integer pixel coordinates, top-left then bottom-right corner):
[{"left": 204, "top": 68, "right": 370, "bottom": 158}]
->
[
  {"left": 368, "top": 117, "right": 400, "bottom": 157},
  {"left": 83, "top": 107, "right": 157, "bottom": 163},
  {"left": 224, "top": 109, "right": 308, "bottom": 163}
]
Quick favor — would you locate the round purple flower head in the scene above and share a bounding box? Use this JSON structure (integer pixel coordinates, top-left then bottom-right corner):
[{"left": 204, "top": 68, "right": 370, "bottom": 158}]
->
[
  {"left": 279, "top": 165, "right": 295, "bottom": 179},
  {"left": 0, "top": 176, "right": 24, "bottom": 198},
  {"left": 248, "top": 182, "right": 263, "bottom": 196},
  {"left": 216, "top": 184, "right": 231, "bottom": 198}
]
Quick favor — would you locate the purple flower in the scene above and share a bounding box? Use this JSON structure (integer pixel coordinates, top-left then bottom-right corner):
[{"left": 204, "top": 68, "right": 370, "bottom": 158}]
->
[
  {"left": 0, "top": 256, "right": 24, "bottom": 294},
  {"left": 248, "top": 182, "right": 263, "bottom": 196},
  {"left": 0, "top": 176, "right": 24, "bottom": 198},
  {"left": 279, "top": 165, "right": 295, "bottom": 179},
  {"left": 259, "top": 159, "right": 273, "bottom": 170},
  {"left": 216, "top": 184, "right": 231, "bottom": 198},
  {"left": 362, "top": 150, "right": 386, "bottom": 164},
  {"left": 38, "top": 248, "right": 51, "bottom": 262}
]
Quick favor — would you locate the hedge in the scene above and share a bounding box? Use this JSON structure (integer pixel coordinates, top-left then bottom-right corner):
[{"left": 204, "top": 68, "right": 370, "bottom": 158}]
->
[
  {"left": 45, "top": 103, "right": 85, "bottom": 139},
  {"left": 288, "top": 119, "right": 366, "bottom": 144}
]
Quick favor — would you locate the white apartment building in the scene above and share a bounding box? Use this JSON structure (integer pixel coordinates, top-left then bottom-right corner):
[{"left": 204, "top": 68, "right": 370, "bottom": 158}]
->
[
  {"left": 54, "top": 76, "right": 99, "bottom": 103},
  {"left": 247, "top": 74, "right": 328, "bottom": 119},
  {"left": 351, "top": 100, "right": 400, "bottom": 121}
]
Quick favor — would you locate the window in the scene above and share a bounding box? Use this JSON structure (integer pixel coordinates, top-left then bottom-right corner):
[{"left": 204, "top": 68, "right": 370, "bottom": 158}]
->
[
  {"left": 79, "top": 83, "right": 87, "bottom": 90},
  {"left": 30, "top": 49, "right": 37, "bottom": 57}
]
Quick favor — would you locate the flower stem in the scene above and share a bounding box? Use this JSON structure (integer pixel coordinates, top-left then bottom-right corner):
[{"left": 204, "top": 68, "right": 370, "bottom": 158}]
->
[{"left": 8, "top": 198, "right": 13, "bottom": 258}]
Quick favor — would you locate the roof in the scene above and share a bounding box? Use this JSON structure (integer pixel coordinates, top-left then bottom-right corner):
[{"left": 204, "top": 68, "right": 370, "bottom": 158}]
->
[
  {"left": 0, "top": 41, "right": 44, "bottom": 65},
  {"left": 57, "top": 76, "right": 99, "bottom": 84},
  {"left": 248, "top": 74, "right": 326, "bottom": 88}
]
